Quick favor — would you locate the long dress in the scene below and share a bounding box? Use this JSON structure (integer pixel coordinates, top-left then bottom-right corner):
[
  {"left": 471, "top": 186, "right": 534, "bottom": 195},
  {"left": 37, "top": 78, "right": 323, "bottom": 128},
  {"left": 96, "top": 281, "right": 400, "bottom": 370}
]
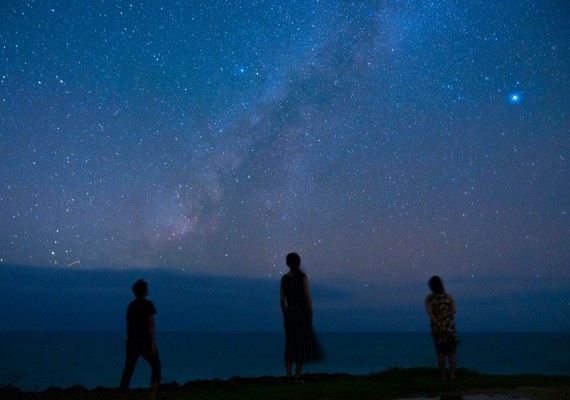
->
[{"left": 281, "top": 273, "right": 322, "bottom": 364}]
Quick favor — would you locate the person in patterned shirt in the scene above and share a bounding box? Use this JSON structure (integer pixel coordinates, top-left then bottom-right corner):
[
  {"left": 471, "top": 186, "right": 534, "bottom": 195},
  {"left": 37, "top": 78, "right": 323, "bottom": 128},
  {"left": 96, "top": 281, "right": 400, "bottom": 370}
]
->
[{"left": 425, "top": 276, "right": 458, "bottom": 380}]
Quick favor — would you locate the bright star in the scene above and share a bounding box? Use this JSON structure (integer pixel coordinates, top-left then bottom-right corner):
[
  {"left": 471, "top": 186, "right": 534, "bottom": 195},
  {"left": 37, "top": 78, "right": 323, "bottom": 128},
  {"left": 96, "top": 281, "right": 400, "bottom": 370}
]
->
[{"left": 509, "top": 92, "right": 522, "bottom": 104}]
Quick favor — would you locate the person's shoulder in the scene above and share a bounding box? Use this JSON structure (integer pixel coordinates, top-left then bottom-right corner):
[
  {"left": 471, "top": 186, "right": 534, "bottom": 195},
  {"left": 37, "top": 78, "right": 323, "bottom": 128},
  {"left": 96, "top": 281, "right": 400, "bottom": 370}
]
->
[
  {"left": 143, "top": 298, "right": 156, "bottom": 307},
  {"left": 127, "top": 298, "right": 140, "bottom": 308},
  {"left": 282, "top": 272, "right": 301, "bottom": 281},
  {"left": 126, "top": 298, "right": 142, "bottom": 315},
  {"left": 137, "top": 298, "right": 157, "bottom": 315},
  {"left": 283, "top": 271, "right": 307, "bottom": 277},
  {"left": 130, "top": 298, "right": 155, "bottom": 308}
]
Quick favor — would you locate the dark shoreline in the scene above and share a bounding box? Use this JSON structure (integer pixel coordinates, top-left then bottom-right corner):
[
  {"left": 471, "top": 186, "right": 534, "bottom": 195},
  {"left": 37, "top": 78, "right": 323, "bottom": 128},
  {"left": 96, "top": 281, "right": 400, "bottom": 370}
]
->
[{"left": 2, "top": 367, "right": 569, "bottom": 400}]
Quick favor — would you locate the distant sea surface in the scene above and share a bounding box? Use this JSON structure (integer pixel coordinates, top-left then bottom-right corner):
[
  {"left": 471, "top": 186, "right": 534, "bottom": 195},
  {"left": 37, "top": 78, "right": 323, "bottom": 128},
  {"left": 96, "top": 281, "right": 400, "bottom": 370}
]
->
[{"left": 1, "top": 331, "right": 569, "bottom": 390}]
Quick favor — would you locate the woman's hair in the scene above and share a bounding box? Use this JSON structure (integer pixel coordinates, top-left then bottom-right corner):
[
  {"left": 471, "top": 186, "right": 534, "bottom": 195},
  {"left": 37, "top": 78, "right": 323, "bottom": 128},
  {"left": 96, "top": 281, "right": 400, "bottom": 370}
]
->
[
  {"left": 286, "top": 252, "right": 301, "bottom": 271},
  {"left": 428, "top": 276, "right": 445, "bottom": 294},
  {"left": 132, "top": 279, "right": 148, "bottom": 298}
]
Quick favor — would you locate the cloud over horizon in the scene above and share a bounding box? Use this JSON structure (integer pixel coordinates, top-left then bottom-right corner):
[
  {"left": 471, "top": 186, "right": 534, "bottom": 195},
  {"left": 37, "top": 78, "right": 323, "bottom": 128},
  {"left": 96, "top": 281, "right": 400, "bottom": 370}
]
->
[{"left": 1, "top": 264, "right": 567, "bottom": 332}]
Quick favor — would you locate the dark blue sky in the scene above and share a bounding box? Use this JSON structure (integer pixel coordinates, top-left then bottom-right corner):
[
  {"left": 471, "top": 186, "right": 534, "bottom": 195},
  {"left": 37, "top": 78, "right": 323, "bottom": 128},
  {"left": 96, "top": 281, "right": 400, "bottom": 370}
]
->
[{"left": 1, "top": 1, "right": 569, "bottom": 331}]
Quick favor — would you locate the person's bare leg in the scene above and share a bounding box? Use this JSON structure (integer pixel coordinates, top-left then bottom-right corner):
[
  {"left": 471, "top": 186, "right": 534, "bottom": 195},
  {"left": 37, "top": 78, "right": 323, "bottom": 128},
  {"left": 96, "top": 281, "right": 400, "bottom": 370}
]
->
[
  {"left": 437, "top": 353, "right": 446, "bottom": 380},
  {"left": 448, "top": 353, "right": 457, "bottom": 380},
  {"left": 285, "top": 361, "right": 293, "bottom": 381},
  {"left": 150, "top": 382, "right": 158, "bottom": 400},
  {"left": 295, "top": 363, "right": 304, "bottom": 382}
]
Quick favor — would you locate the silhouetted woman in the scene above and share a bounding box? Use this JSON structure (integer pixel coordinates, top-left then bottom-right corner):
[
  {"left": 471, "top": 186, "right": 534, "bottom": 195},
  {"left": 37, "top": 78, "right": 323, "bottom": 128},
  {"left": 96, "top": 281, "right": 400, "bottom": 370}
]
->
[
  {"left": 425, "top": 276, "right": 458, "bottom": 380},
  {"left": 280, "top": 252, "right": 322, "bottom": 383}
]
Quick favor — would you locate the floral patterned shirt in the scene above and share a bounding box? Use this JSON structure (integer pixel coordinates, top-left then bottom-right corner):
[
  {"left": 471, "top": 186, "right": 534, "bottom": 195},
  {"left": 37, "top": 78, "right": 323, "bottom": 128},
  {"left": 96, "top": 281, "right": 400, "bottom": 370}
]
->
[{"left": 426, "top": 293, "right": 457, "bottom": 344}]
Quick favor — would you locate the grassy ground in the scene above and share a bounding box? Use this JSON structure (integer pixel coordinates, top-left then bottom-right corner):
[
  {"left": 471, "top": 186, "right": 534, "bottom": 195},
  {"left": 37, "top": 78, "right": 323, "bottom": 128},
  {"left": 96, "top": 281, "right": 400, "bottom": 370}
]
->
[{"left": 2, "top": 367, "right": 569, "bottom": 400}]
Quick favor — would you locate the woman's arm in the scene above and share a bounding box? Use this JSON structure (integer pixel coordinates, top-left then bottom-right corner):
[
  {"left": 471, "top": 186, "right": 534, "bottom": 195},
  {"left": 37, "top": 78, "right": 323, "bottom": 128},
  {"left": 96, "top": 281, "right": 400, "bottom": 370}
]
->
[
  {"left": 280, "top": 282, "right": 287, "bottom": 316},
  {"left": 303, "top": 275, "right": 313, "bottom": 317},
  {"left": 425, "top": 297, "right": 437, "bottom": 322},
  {"left": 449, "top": 294, "right": 457, "bottom": 316}
]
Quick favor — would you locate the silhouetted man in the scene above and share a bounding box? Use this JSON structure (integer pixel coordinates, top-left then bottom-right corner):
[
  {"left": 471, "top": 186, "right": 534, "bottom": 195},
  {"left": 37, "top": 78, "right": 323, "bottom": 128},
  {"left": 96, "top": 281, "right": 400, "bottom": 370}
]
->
[{"left": 119, "top": 279, "right": 161, "bottom": 400}]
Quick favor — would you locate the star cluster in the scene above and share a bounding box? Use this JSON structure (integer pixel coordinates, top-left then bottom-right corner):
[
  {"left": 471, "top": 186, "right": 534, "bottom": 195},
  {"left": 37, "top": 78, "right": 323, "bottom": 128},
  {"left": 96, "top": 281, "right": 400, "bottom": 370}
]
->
[{"left": 1, "top": 1, "right": 568, "bottom": 292}]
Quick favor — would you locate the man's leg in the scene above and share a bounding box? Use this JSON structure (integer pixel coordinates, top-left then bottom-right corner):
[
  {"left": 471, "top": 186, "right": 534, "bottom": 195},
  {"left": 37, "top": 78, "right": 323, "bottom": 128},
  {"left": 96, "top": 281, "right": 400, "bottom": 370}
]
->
[
  {"left": 120, "top": 344, "right": 139, "bottom": 391},
  {"left": 141, "top": 350, "right": 161, "bottom": 400}
]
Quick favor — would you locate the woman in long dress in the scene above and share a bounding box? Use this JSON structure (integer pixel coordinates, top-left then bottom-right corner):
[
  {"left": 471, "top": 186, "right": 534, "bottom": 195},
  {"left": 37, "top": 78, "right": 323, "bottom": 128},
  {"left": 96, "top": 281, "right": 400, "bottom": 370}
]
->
[{"left": 280, "top": 252, "right": 322, "bottom": 382}]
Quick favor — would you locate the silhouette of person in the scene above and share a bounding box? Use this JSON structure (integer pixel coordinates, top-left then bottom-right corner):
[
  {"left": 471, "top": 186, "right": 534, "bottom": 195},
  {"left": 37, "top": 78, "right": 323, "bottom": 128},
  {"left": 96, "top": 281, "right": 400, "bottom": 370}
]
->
[
  {"left": 425, "top": 276, "right": 458, "bottom": 380},
  {"left": 119, "top": 279, "right": 161, "bottom": 400},
  {"left": 280, "top": 252, "right": 322, "bottom": 383}
]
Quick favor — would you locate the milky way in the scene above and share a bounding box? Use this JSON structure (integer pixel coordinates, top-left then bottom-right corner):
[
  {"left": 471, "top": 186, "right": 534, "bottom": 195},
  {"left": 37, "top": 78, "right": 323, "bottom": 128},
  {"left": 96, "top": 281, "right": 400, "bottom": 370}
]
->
[{"left": 1, "top": 0, "right": 568, "bottom": 299}]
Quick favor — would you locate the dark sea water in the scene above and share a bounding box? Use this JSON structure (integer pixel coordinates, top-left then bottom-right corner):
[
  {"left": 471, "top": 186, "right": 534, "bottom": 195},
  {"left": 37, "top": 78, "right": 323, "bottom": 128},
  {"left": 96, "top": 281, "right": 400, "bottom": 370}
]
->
[{"left": 1, "top": 331, "right": 568, "bottom": 390}]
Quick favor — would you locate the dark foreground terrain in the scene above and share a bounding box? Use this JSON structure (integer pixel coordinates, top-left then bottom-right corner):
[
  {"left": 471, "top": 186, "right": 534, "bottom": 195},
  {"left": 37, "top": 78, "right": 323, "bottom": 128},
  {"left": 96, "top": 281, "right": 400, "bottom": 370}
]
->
[{"left": 2, "top": 367, "right": 569, "bottom": 400}]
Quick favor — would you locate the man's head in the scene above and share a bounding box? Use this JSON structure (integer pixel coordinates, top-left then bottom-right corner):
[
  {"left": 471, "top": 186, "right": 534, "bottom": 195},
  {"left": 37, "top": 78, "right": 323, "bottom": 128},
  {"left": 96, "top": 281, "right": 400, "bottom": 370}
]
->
[{"left": 132, "top": 279, "right": 149, "bottom": 299}]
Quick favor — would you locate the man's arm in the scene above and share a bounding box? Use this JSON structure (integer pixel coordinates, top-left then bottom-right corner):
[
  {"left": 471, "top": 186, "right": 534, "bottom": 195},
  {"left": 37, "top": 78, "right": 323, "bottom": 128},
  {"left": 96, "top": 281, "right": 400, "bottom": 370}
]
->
[{"left": 148, "top": 315, "right": 157, "bottom": 353}]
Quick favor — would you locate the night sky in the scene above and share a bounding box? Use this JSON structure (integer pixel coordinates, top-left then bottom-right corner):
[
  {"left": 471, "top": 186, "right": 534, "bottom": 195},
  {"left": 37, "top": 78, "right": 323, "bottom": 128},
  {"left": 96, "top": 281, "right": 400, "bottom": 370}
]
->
[{"left": 1, "top": 1, "right": 569, "bottom": 331}]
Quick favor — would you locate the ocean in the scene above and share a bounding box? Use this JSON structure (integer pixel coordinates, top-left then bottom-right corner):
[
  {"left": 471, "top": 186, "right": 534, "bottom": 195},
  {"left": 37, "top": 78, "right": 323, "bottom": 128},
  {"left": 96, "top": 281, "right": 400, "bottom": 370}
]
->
[{"left": 1, "top": 331, "right": 568, "bottom": 391}]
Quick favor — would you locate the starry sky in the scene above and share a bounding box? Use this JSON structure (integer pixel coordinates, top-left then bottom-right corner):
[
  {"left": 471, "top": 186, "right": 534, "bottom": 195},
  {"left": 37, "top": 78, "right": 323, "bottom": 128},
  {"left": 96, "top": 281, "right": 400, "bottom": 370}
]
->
[{"left": 1, "top": 1, "right": 569, "bottom": 331}]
